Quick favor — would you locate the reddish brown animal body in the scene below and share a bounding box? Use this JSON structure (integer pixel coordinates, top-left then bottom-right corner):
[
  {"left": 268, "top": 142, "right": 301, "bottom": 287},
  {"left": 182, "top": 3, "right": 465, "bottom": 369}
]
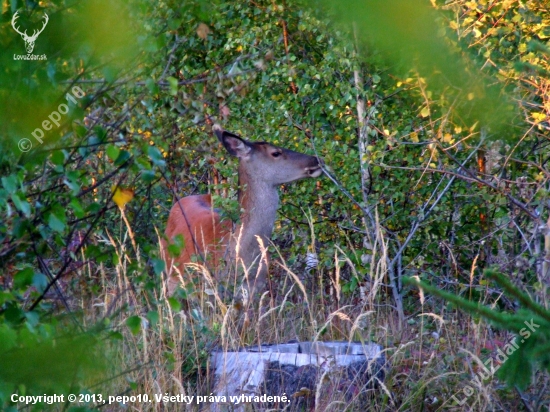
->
[
  {"left": 164, "top": 193, "right": 231, "bottom": 276},
  {"left": 163, "top": 125, "right": 322, "bottom": 297}
]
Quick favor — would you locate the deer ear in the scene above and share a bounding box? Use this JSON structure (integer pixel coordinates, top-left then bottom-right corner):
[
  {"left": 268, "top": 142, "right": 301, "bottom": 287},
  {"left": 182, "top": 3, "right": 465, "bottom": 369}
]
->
[{"left": 213, "top": 125, "right": 251, "bottom": 158}]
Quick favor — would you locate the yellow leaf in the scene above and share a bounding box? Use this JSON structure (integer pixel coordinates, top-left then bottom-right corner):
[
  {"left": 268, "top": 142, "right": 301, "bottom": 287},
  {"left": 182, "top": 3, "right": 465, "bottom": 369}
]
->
[
  {"left": 410, "top": 131, "right": 419, "bottom": 143},
  {"left": 442, "top": 133, "right": 454, "bottom": 143},
  {"left": 196, "top": 23, "right": 211, "bottom": 40},
  {"left": 454, "top": 126, "right": 462, "bottom": 133},
  {"left": 112, "top": 186, "right": 134, "bottom": 209},
  {"left": 467, "top": 92, "right": 475, "bottom": 100},
  {"left": 532, "top": 112, "right": 547, "bottom": 124},
  {"left": 420, "top": 107, "right": 430, "bottom": 118},
  {"left": 449, "top": 21, "right": 459, "bottom": 30}
]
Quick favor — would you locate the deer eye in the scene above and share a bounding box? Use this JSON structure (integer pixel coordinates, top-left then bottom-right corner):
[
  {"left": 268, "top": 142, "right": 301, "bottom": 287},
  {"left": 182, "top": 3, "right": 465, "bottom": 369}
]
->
[{"left": 272, "top": 151, "right": 282, "bottom": 158}]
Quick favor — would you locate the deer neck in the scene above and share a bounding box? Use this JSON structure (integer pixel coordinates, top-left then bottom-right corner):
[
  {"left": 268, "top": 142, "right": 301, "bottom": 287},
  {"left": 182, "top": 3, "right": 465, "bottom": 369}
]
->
[{"left": 233, "top": 165, "right": 279, "bottom": 264}]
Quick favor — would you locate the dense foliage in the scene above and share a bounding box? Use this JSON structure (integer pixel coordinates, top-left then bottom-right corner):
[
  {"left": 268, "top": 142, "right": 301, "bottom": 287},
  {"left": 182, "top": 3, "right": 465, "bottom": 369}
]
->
[{"left": 0, "top": 0, "right": 549, "bottom": 410}]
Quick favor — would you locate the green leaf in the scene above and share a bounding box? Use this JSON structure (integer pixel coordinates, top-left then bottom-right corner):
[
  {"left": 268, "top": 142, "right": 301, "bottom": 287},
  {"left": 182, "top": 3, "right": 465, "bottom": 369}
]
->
[
  {"left": 146, "top": 78, "right": 159, "bottom": 94},
  {"left": 167, "top": 244, "right": 181, "bottom": 257},
  {"left": 126, "top": 315, "right": 141, "bottom": 335},
  {"left": 0, "top": 291, "right": 14, "bottom": 306},
  {"left": 51, "top": 151, "right": 65, "bottom": 166},
  {"left": 114, "top": 150, "right": 131, "bottom": 166},
  {"left": 167, "top": 76, "right": 178, "bottom": 96},
  {"left": 14, "top": 268, "right": 34, "bottom": 289},
  {"left": 11, "top": 193, "right": 30, "bottom": 217},
  {"left": 94, "top": 126, "right": 108, "bottom": 142},
  {"left": 152, "top": 258, "right": 165, "bottom": 276},
  {"left": 109, "top": 331, "right": 124, "bottom": 341},
  {"left": 146, "top": 310, "right": 159, "bottom": 326},
  {"left": 25, "top": 311, "right": 40, "bottom": 327},
  {"left": 141, "top": 170, "right": 156, "bottom": 183},
  {"left": 106, "top": 145, "right": 121, "bottom": 161},
  {"left": 167, "top": 234, "right": 185, "bottom": 257},
  {"left": 147, "top": 146, "right": 166, "bottom": 167},
  {"left": 75, "top": 125, "right": 87, "bottom": 138},
  {"left": 167, "top": 297, "right": 181, "bottom": 312},
  {"left": 33, "top": 272, "right": 48, "bottom": 292},
  {"left": 2, "top": 175, "right": 18, "bottom": 194},
  {"left": 70, "top": 198, "right": 85, "bottom": 219},
  {"left": 48, "top": 212, "right": 66, "bottom": 232},
  {"left": 4, "top": 304, "right": 24, "bottom": 324}
]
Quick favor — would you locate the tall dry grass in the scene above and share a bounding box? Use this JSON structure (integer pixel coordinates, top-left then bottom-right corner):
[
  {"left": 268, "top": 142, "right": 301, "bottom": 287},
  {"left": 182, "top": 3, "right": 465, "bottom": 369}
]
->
[{"left": 68, "top": 213, "right": 549, "bottom": 412}]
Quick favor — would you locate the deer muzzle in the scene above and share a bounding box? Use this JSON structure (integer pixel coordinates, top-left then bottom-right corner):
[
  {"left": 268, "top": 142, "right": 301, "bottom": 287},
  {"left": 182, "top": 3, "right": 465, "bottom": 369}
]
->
[{"left": 306, "top": 158, "right": 323, "bottom": 178}]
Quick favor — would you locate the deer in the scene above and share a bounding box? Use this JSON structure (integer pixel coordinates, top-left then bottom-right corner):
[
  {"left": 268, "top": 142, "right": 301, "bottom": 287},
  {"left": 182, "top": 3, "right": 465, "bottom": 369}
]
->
[
  {"left": 11, "top": 11, "right": 49, "bottom": 54},
  {"left": 163, "top": 124, "right": 323, "bottom": 301}
]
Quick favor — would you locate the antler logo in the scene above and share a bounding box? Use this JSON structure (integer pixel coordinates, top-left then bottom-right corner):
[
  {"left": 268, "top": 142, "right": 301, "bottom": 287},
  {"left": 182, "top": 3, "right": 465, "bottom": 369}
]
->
[{"left": 11, "top": 11, "right": 49, "bottom": 54}]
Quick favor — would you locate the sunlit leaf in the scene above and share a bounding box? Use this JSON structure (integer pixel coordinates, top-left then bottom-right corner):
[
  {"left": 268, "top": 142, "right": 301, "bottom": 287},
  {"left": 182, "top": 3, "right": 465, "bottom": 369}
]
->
[
  {"left": 420, "top": 107, "right": 430, "bottom": 118},
  {"left": 112, "top": 186, "right": 134, "bottom": 209}
]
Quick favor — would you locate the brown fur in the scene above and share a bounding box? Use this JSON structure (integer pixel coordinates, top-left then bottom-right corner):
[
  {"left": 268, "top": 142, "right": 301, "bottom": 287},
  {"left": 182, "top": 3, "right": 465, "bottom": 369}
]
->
[{"left": 163, "top": 125, "right": 322, "bottom": 297}]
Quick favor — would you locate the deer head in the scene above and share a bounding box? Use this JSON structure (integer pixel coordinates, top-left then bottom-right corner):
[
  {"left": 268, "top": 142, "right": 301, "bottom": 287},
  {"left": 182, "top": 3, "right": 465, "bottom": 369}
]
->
[
  {"left": 213, "top": 125, "right": 323, "bottom": 186},
  {"left": 12, "top": 11, "right": 49, "bottom": 54}
]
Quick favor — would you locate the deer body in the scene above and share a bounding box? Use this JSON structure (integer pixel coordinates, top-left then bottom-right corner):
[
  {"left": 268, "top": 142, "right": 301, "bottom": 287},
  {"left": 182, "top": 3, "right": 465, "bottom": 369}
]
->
[{"left": 163, "top": 125, "right": 322, "bottom": 297}]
